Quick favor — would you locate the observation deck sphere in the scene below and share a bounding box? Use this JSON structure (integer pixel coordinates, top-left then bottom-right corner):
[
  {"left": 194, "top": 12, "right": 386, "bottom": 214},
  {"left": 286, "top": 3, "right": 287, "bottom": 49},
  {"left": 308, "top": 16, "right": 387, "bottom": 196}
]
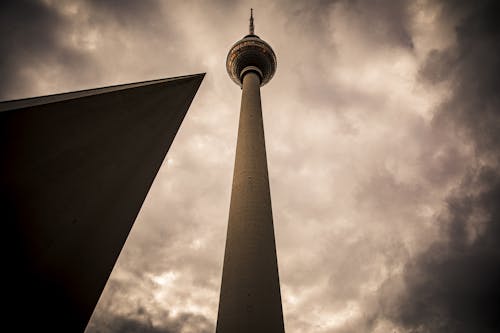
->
[{"left": 226, "top": 35, "right": 277, "bottom": 87}]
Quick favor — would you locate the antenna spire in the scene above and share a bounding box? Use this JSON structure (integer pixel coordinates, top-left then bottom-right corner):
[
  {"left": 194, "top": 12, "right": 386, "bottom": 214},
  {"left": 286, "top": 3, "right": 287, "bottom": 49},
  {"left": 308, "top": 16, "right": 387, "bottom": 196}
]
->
[{"left": 249, "top": 8, "right": 254, "bottom": 35}]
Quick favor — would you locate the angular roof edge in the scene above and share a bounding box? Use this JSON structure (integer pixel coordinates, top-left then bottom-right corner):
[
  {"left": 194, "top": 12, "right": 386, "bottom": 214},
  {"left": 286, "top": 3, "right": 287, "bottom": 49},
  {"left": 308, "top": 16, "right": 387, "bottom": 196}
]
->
[{"left": 0, "top": 73, "right": 206, "bottom": 112}]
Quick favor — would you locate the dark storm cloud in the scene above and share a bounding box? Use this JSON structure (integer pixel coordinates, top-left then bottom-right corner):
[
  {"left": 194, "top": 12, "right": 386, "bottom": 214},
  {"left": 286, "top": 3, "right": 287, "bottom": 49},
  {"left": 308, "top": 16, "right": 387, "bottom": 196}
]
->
[
  {"left": 86, "top": 0, "right": 167, "bottom": 33},
  {"left": 0, "top": 0, "right": 87, "bottom": 99},
  {"left": 380, "top": 1, "right": 500, "bottom": 331},
  {"left": 342, "top": 0, "right": 414, "bottom": 49},
  {"left": 87, "top": 314, "right": 173, "bottom": 333},
  {"left": 86, "top": 279, "right": 213, "bottom": 333},
  {"left": 281, "top": 0, "right": 414, "bottom": 48},
  {"left": 0, "top": 0, "right": 171, "bottom": 100},
  {"left": 87, "top": 312, "right": 212, "bottom": 333},
  {"left": 425, "top": 2, "right": 500, "bottom": 154},
  {"left": 291, "top": 0, "right": 414, "bottom": 47},
  {"left": 87, "top": 0, "right": 161, "bottom": 23},
  {"left": 382, "top": 168, "right": 500, "bottom": 332},
  {"left": 275, "top": 0, "right": 416, "bottom": 116}
]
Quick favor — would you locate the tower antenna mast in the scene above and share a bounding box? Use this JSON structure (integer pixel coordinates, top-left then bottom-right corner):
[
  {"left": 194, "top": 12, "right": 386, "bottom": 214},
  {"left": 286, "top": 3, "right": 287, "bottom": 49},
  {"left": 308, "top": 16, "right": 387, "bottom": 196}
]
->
[{"left": 249, "top": 8, "right": 254, "bottom": 35}]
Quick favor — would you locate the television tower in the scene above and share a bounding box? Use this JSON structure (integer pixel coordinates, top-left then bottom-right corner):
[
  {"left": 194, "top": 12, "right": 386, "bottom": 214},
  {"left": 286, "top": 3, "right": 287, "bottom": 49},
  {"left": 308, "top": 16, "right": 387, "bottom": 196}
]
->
[{"left": 216, "top": 9, "right": 285, "bottom": 333}]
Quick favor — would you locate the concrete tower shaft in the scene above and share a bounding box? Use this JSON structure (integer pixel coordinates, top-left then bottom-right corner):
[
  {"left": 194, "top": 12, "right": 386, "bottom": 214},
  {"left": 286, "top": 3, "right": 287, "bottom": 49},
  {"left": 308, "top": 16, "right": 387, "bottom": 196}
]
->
[{"left": 217, "top": 10, "right": 285, "bottom": 333}]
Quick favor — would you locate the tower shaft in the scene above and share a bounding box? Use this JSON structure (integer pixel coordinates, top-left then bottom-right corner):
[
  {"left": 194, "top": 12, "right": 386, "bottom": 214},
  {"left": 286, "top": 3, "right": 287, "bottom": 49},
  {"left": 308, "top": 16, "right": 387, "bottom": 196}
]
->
[{"left": 216, "top": 71, "right": 285, "bottom": 332}]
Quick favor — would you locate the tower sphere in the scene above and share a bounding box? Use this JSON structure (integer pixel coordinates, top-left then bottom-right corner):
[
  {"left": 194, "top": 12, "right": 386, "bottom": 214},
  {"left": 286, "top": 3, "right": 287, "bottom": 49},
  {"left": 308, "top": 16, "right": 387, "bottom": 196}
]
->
[{"left": 226, "top": 11, "right": 277, "bottom": 87}]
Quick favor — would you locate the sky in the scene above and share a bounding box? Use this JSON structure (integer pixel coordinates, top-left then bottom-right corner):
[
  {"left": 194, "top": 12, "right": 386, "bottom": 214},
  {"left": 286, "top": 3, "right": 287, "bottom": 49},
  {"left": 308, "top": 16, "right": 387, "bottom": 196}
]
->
[{"left": 1, "top": 0, "right": 500, "bottom": 332}]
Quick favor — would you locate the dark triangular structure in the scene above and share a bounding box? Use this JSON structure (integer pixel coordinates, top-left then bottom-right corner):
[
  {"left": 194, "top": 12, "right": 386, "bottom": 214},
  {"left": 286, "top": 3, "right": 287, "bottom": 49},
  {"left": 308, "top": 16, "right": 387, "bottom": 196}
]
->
[{"left": 0, "top": 73, "right": 204, "bottom": 332}]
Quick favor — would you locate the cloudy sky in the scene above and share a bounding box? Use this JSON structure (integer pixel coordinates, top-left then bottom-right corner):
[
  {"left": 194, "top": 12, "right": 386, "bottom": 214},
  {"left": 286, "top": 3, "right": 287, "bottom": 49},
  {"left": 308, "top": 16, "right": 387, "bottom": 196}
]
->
[{"left": 2, "top": 0, "right": 500, "bottom": 332}]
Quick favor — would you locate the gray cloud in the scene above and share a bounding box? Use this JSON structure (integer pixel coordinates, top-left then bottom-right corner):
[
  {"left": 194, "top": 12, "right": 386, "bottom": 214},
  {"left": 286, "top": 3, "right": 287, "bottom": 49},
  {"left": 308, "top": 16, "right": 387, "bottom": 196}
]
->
[
  {"left": 381, "top": 168, "right": 500, "bottom": 332},
  {"left": 87, "top": 314, "right": 174, "bottom": 333},
  {"left": 86, "top": 0, "right": 162, "bottom": 25},
  {"left": 87, "top": 298, "right": 212, "bottom": 333},
  {"left": 378, "top": 1, "right": 500, "bottom": 331},
  {"left": 341, "top": 0, "right": 415, "bottom": 49},
  {"left": 86, "top": 276, "right": 214, "bottom": 333},
  {"left": 87, "top": 310, "right": 212, "bottom": 333},
  {"left": 0, "top": 0, "right": 93, "bottom": 99}
]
